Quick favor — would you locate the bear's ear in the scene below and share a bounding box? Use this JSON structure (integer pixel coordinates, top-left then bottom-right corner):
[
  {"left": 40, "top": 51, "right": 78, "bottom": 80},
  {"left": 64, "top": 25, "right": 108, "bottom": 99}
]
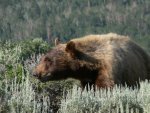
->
[
  {"left": 66, "top": 41, "right": 76, "bottom": 52},
  {"left": 65, "top": 41, "right": 78, "bottom": 58}
]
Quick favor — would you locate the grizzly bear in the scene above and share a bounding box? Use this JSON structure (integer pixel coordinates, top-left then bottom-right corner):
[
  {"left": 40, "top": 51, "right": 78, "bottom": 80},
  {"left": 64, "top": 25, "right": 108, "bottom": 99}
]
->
[{"left": 33, "top": 33, "right": 150, "bottom": 89}]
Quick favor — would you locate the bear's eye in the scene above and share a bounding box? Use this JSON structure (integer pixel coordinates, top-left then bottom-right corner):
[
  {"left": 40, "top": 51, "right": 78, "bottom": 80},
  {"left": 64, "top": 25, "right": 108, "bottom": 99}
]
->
[{"left": 44, "top": 57, "right": 51, "bottom": 62}]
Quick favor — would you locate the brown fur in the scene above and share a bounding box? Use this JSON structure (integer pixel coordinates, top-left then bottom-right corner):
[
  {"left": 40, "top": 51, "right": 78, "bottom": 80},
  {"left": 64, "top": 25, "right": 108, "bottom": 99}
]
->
[{"left": 33, "top": 33, "right": 150, "bottom": 89}]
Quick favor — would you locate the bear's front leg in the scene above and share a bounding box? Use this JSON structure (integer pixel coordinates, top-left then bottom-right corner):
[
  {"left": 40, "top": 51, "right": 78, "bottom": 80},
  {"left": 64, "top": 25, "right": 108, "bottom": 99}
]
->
[
  {"left": 95, "top": 70, "right": 115, "bottom": 89},
  {"left": 95, "top": 77, "right": 114, "bottom": 89}
]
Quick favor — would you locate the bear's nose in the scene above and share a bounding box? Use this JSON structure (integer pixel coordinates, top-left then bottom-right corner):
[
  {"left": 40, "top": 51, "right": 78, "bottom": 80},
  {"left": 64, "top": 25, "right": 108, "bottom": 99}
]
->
[{"left": 32, "top": 72, "right": 38, "bottom": 77}]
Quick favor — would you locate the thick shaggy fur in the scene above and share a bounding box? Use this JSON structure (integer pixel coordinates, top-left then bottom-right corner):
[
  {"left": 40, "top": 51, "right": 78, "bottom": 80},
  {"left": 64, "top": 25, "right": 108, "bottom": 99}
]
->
[{"left": 33, "top": 33, "right": 150, "bottom": 89}]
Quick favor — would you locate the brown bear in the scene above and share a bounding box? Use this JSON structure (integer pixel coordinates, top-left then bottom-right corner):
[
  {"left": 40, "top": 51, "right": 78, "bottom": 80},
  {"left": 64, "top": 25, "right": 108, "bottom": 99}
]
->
[{"left": 33, "top": 33, "right": 150, "bottom": 89}]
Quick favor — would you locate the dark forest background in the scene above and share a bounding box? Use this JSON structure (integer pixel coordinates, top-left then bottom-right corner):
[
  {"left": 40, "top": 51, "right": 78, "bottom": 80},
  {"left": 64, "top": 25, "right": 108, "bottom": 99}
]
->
[{"left": 0, "top": 0, "right": 150, "bottom": 52}]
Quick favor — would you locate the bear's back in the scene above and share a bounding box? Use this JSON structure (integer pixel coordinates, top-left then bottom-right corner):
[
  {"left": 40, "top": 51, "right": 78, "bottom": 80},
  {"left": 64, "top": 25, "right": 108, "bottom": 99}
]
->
[
  {"left": 71, "top": 33, "right": 129, "bottom": 44},
  {"left": 70, "top": 33, "right": 130, "bottom": 60}
]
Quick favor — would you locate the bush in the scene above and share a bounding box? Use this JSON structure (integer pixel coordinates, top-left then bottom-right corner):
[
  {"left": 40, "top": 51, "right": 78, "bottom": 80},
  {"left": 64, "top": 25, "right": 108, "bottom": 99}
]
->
[
  {"left": 59, "top": 82, "right": 150, "bottom": 113},
  {"left": 0, "top": 72, "right": 52, "bottom": 113},
  {"left": 19, "top": 38, "right": 50, "bottom": 60},
  {"left": 0, "top": 38, "right": 50, "bottom": 81}
]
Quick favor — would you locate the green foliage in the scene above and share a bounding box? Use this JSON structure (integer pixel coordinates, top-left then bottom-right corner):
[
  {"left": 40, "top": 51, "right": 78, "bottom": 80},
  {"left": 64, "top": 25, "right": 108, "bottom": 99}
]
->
[
  {"left": 5, "top": 63, "right": 24, "bottom": 82},
  {"left": 0, "top": 38, "right": 50, "bottom": 81},
  {"left": 19, "top": 38, "right": 50, "bottom": 60}
]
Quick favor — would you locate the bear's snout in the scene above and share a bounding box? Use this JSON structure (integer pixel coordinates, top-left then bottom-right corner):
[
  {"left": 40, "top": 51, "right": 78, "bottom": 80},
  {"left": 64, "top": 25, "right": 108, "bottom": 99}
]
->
[
  {"left": 32, "top": 72, "right": 37, "bottom": 77},
  {"left": 32, "top": 71, "right": 39, "bottom": 78}
]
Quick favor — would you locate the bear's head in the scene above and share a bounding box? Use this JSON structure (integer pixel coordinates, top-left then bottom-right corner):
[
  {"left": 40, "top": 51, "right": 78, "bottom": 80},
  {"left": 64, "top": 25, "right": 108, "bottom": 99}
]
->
[
  {"left": 33, "top": 43, "right": 67, "bottom": 82},
  {"left": 33, "top": 40, "right": 98, "bottom": 82},
  {"left": 32, "top": 41, "right": 80, "bottom": 82}
]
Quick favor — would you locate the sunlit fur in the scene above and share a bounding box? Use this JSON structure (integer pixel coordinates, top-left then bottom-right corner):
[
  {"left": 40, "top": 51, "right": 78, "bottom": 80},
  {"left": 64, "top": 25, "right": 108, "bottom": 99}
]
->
[{"left": 33, "top": 33, "right": 150, "bottom": 89}]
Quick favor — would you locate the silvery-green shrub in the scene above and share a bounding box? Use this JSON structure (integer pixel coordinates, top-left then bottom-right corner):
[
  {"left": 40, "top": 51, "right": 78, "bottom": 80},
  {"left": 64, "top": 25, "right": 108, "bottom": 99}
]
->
[{"left": 59, "top": 81, "right": 150, "bottom": 113}]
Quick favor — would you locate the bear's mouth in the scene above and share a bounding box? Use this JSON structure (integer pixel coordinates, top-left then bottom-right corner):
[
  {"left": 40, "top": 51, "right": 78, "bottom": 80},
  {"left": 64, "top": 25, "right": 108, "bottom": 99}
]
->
[{"left": 37, "top": 73, "right": 54, "bottom": 82}]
